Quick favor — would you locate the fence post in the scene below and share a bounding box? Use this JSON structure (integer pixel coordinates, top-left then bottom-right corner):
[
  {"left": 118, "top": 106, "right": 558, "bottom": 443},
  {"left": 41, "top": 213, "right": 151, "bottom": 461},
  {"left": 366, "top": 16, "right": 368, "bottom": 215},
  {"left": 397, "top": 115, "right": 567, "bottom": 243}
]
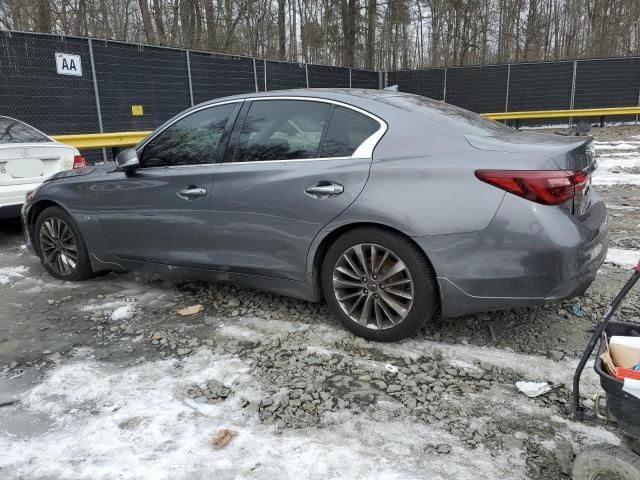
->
[
  {"left": 186, "top": 50, "right": 194, "bottom": 107},
  {"left": 252, "top": 58, "right": 259, "bottom": 92},
  {"left": 378, "top": 70, "right": 383, "bottom": 89},
  {"left": 348, "top": 68, "right": 352, "bottom": 88},
  {"left": 505, "top": 64, "right": 511, "bottom": 112},
  {"left": 569, "top": 60, "right": 577, "bottom": 126},
  {"left": 305, "top": 64, "right": 309, "bottom": 88},
  {"left": 443, "top": 68, "right": 447, "bottom": 102},
  {"left": 87, "top": 38, "right": 107, "bottom": 163},
  {"left": 263, "top": 59, "right": 267, "bottom": 91}
]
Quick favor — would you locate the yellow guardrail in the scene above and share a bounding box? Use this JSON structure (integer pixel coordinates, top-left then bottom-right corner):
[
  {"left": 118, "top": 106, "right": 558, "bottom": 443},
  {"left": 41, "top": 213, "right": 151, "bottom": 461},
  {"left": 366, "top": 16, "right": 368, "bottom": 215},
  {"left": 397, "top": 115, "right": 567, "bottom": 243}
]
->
[
  {"left": 51, "top": 106, "right": 640, "bottom": 150},
  {"left": 482, "top": 106, "right": 640, "bottom": 121},
  {"left": 51, "top": 131, "right": 152, "bottom": 149}
]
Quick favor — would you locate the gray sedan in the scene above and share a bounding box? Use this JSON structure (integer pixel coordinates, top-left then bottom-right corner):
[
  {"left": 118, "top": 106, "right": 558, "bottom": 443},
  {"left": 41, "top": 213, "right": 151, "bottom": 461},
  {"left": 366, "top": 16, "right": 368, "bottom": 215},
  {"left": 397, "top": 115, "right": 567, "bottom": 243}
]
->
[{"left": 22, "top": 89, "right": 608, "bottom": 341}]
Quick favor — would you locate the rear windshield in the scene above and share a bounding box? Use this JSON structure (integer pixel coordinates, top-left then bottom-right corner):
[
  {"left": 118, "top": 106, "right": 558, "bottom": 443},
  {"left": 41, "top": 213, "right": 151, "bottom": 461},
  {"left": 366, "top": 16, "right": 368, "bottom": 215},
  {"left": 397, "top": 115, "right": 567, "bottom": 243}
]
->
[
  {"left": 0, "top": 117, "right": 50, "bottom": 144},
  {"left": 380, "top": 93, "right": 514, "bottom": 137}
]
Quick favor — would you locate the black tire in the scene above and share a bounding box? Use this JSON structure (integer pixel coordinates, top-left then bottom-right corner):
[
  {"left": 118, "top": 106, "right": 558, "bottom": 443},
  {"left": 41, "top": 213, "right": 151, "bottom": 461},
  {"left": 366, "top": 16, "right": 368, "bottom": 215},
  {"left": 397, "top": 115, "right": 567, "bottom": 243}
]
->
[
  {"left": 573, "top": 444, "right": 640, "bottom": 480},
  {"left": 321, "top": 227, "right": 438, "bottom": 342},
  {"left": 34, "top": 206, "right": 94, "bottom": 281}
]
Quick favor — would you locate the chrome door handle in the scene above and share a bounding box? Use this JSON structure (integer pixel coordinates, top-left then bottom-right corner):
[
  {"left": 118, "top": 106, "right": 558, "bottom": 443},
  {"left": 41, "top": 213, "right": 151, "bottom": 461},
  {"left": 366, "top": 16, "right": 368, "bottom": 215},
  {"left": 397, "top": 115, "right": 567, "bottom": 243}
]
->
[
  {"left": 305, "top": 183, "right": 344, "bottom": 198},
  {"left": 177, "top": 187, "right": 207, "bottom": 200}
]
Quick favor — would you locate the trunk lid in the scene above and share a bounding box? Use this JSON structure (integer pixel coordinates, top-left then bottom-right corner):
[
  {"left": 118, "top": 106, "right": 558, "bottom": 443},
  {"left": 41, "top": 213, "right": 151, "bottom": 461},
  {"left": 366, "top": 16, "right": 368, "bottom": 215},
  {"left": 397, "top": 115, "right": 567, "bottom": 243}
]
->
[{"left": 0, "top": 143, "right": 75, "bottom": 187}]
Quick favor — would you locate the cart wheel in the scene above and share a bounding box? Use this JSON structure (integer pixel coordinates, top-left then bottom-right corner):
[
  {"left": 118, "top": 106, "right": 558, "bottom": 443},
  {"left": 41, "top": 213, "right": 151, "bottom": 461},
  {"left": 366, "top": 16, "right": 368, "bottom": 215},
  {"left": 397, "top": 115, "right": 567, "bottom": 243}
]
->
[{"left": 573, "top": 444, "right": 640, "bottom": 479}]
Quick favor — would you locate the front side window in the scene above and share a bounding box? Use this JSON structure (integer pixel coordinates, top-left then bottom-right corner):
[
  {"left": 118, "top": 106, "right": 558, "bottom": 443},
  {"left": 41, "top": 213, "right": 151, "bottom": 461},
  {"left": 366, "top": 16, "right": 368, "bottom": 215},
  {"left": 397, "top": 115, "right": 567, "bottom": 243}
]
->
[
  {"left": 0, "top": 116, "right": 50, "bottom": 144},
  {"left": 233, "top": 100, "right": 331, "bottom": 162},
  {"left": 321, "top": 106, "right": 380, "bottom": 158},
  {"left": 140, "top": 103, "right": 235, "bottom": 168}
]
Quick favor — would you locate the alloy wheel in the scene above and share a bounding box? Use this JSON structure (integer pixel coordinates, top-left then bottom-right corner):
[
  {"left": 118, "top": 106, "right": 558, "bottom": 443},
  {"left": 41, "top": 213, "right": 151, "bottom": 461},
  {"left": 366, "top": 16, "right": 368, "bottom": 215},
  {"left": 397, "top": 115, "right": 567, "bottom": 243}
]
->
[
  {"left": 332, "top": 243, "right": 414, "bottom": 330},
  {"left": 39, "top": 217, "right": 79, "bottom": 276}
]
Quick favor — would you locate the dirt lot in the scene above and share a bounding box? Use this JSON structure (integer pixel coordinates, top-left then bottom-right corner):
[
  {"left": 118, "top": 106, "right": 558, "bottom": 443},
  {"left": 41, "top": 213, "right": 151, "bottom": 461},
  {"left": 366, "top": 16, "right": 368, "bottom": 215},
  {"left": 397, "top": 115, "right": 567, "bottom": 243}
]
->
[{"left": 1, "top": 126, "right": 639, "bottom": 479}]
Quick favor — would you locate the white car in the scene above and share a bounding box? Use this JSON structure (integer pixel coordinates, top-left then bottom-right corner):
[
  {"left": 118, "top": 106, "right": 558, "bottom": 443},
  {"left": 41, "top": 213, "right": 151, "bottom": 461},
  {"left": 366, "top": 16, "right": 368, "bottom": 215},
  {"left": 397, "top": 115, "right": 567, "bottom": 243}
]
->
[{"left": 0, "top": 115, "right": 86, "bottom": 218}]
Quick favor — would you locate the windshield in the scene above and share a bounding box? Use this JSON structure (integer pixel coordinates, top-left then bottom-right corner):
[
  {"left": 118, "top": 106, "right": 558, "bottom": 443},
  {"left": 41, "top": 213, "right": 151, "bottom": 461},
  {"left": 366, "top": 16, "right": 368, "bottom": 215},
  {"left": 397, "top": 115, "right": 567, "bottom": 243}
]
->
[
  {"left": 380, "top": 93, "right": 515, "bottom": 137},
  {"left": 0, "top": 116, "right": 51, "bottom": 144}
]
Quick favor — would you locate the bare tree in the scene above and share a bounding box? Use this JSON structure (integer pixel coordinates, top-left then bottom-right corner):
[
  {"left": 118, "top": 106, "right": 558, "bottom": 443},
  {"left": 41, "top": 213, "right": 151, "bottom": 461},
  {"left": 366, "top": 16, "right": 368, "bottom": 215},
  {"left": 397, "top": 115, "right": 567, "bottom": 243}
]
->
[{"left": 2, "top": 0, "right": 639, "bottom": 70}]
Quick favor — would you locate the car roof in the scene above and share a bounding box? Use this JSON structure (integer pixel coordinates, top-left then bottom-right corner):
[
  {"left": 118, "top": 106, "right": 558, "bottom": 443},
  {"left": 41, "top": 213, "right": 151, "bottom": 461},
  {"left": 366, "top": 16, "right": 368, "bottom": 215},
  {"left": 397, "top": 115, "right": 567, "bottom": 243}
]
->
[{"left": 195, "top": 88, "right": 404, "bottom": 108}]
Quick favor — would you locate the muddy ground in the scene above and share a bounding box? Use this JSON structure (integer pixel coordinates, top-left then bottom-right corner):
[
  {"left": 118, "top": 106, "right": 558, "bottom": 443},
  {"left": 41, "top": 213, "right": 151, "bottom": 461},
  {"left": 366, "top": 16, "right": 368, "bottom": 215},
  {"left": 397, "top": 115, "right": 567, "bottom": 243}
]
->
[{"left": 1, "top": 126, "right": 639, "bottom": 480}]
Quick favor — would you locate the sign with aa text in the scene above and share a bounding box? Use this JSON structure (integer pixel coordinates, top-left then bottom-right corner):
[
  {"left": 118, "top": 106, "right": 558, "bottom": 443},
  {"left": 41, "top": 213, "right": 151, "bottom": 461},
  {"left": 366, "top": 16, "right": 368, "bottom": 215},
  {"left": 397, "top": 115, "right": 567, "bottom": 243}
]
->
[{"left": 55, "top": 53, "right": 82, "bottom": 76}]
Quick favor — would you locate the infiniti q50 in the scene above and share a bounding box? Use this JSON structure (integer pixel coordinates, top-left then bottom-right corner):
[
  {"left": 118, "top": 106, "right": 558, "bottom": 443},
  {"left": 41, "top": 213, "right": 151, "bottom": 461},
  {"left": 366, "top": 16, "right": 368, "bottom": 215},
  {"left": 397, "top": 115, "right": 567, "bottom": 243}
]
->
[{"left": 22, "top": 89, "right": 608, "bottom": 341}]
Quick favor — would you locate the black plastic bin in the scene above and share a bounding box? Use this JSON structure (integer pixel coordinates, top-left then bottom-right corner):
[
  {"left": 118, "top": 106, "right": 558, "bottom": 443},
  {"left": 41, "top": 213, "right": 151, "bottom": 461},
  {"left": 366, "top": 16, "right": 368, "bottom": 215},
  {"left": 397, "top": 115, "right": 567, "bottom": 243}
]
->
[{"left": 594, "top": 320, "right": 640, "bottom": 440}]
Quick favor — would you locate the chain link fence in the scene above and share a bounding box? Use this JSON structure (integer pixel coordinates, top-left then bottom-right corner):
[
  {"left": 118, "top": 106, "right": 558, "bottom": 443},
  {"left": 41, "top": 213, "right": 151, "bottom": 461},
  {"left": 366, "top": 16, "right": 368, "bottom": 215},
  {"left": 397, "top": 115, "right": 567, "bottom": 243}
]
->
[
  {"left": 388, "top": 57, "right": 640, "bottom": 126},
  {"left": 0, "top": 30, "right": 380, "bottom": 162},
  {"left": 2, "top": 30, "right": 640, "bottom": 162}
]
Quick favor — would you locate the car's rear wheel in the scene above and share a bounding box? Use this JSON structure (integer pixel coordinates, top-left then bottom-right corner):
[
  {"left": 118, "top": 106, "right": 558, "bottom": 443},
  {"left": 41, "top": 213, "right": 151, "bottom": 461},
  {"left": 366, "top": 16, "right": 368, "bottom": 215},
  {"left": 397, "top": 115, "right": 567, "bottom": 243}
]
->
[
  {"left": 35, "top": 206, "right": 93, "bottom": 281},
  {"left": 322, "top": 227, "right": 438, "bottom": 341}
]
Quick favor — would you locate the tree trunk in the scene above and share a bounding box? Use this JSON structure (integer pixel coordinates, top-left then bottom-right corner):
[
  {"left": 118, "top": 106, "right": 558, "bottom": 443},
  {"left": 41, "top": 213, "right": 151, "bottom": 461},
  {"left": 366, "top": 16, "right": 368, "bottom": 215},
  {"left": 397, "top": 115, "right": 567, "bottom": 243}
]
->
[
  {"left": 138, "top": 0, "right": 155, "bottom": 43},
  {"left": 153, "top": 0, "right": 166, "bottom": 45},
  {"left": 204, "top": 0, "right": 216, "bottom": 50},
  {"left": 278, "top": 0, "right": 286, "bottom": 60},
  {"left": 365, "top": 0, "right": 376, "bottom": 69},
  {"left": 35, "top": 0, "right": 52, "bottom": 33},
  {"left": 341, "top": 0, "right": 356, "bottom": 67}
]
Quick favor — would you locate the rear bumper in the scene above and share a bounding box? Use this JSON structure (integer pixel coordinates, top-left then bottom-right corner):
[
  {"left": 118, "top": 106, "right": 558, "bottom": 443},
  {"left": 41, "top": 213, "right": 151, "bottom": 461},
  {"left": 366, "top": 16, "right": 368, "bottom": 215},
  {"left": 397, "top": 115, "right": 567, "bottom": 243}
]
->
[
  {"left": 0, "top": 203, "right": 23, "bottom": 219},
  {"left": 0, "top": 182, "right": 43, "bottom": 219},
  {"left": 415, "top": 192, "right": 608, "bottom": 317},
  {"left": 0, "top": 182, "right": 42, "bottom": 206}
]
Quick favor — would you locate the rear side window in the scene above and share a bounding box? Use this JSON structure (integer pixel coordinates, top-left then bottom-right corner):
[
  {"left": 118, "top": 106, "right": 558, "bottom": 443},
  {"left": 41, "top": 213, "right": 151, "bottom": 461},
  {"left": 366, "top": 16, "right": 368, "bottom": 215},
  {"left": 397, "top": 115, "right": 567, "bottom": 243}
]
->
[
  {"left": 321, "top": 107, "right": 380, "bottom": 158},
  {"left": 233, "top": 100, "right": 331, "bottom": 162},
  {"left": 0, "top": 117, "right": 50, "bottom": 144},
  {"left": 140, "top": 103, "right": 235, "bottom": 168}
]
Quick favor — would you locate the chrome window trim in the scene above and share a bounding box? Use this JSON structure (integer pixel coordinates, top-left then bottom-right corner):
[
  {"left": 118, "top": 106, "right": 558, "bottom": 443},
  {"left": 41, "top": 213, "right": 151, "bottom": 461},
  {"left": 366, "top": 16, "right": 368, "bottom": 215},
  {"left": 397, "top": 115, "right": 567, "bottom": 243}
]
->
[
  {"left": 216, "top": 156, "right": 356, "bottom": 167},
  {"left": 138, "top": 156, "right": 360, "bottom": 172},
  {"left": 136, "top": 95, "right": 388, "bottom": 166}
]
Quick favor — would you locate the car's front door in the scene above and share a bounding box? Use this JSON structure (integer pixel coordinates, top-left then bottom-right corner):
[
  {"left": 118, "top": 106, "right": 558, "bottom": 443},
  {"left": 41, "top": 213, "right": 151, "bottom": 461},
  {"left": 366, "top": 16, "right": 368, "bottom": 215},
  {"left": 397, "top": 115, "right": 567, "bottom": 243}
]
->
[
  {"left": 211, "top": 98, "right": 385, "bottom": 281},
  {"left": 96, "top": 101, "right": 240, "bottom": 267}
]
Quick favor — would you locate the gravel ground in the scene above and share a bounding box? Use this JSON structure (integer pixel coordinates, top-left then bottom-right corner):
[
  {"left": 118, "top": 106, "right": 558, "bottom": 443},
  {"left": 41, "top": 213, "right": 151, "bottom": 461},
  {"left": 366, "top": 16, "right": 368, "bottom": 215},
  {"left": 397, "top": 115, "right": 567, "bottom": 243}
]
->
[{"left": 1, "top": 126, "right": 639, "bottom": 480}]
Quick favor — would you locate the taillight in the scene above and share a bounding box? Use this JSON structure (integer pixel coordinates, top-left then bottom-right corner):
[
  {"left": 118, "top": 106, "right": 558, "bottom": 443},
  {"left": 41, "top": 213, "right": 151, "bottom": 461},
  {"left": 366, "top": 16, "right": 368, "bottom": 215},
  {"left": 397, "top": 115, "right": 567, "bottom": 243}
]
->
[
  {"left": 475, "top": 170, "right": 588, "bottom": 206},
  {"left": 72, "top": 155, "right": 87, "bottom": 169}
]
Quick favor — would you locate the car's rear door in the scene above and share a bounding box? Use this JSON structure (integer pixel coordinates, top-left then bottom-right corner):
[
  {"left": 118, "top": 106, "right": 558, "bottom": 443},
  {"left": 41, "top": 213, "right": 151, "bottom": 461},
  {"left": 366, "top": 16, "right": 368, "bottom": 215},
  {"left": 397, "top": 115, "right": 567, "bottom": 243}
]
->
[
  {"left": 210, "top": 97, "right": 385, "bottom": 281},
  {"left": 96, "top": 101, "right": 240, "bottom": 267}
]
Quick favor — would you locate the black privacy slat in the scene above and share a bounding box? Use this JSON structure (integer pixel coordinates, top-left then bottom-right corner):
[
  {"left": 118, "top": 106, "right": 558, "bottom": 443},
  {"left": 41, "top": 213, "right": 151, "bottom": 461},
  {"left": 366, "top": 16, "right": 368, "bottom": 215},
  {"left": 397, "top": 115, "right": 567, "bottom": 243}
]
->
[
  {"left": 307, "top": 64, "right": 349, "bottom": 88},
  {"left": 444, "top": 65, "right": 508, "bottom": 113},
  {"left": 0, "top": 32, "right": 99, "bottom": 134},
  {"left": 93, "top": 41, "right": 190, "bottom": 131},
  {"left": 265, "top": 61, "right": 306, "bottom": 90},
  {"left": 574, "top": 58, "right": 640, "bottom": 108},
  {"left": 508, "top": 62, "right": 573, "bottom": 111},
  {"left": 388, "top": 69, "right": 445, "bottom": 100},
  {"left": 190, "top": 53, "right": 256, "bottom": 103},
  {"left": 350, "top": 69, "right": 379, "bottom": 89}
]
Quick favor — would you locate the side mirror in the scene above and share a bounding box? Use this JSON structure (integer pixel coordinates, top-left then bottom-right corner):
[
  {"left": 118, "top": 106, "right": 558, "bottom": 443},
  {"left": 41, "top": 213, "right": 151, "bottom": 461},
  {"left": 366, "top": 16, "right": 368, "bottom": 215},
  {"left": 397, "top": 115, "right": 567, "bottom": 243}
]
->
[{"left": 115, "top": 148, "right": 140, "bottom": 172}]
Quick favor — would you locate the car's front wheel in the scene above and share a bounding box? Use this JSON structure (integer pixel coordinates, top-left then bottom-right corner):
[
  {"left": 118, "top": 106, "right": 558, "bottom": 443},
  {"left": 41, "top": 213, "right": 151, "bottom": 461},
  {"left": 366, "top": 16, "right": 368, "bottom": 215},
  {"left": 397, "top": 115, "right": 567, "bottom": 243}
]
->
[
  {"left": 35, "top": 206, "right": 93, "bottom": 281},
  {"left": 322, "top": 227, "right": 438, "bottom": 341}
]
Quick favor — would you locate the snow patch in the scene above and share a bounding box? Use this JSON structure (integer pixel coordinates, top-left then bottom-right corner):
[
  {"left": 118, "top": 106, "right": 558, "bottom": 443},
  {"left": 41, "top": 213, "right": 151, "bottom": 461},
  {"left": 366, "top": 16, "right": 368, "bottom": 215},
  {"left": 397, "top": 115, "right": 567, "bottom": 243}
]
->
[
  {"left": 0, "top": 351, "right": 525, "bottom": 480},
  {"left": 0, "top": 265, "right": 29, "bottom": 285},
  {"left": 593, "top": 142, "right": 640, "bottom": 150},
  {"left": 592, "top": 148, "right": 640, "bottom": 186},
  {"left": 217, "top": 316, "right": 309, "bottom": 339},
  {"left": 111, "top": 305, "right": 134, "bottom": 321},
  {"left": 605, "top": 248, "right": 640, "bottom": 268}
]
